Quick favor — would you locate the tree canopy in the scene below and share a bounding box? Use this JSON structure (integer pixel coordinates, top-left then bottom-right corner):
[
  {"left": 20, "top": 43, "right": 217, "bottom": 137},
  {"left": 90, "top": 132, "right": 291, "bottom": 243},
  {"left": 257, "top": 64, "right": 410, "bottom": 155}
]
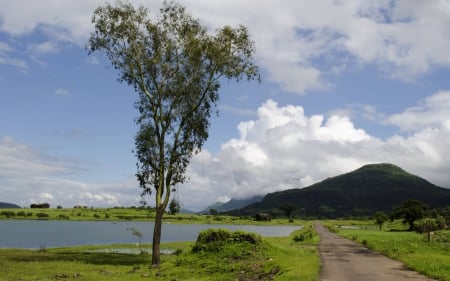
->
[
  {"left": 390, "top": 199, "right": 428, "bottom": 230},
  {"left": 87, "top": 0, "right": 259, "bottom": 265}
]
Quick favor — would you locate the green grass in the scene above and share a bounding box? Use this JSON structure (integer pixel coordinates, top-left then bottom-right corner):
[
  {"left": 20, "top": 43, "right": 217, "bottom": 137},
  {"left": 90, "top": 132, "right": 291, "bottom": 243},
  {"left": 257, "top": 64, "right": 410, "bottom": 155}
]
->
[
  {"left": 325, "top": 220, "right": 450, "bottom": 281},
  {"left": 0, "top": 225, "right": 320, "bottom": 281},
  {"left": 0, "top": 207, "right": 304, "bottom": 225}
]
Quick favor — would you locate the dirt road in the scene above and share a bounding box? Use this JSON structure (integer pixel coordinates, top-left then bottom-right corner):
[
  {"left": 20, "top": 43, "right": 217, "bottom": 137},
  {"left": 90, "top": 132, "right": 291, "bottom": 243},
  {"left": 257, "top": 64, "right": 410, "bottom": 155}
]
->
[{"left": 315, "top": 223, "right": 435, "bottom": 281}]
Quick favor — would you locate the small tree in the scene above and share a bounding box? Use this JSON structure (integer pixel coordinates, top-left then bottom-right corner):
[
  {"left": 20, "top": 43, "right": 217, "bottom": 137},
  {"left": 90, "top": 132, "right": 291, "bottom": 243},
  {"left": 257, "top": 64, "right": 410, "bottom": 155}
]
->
[
  {"left": 168, "top": 198, "right": 181, "bottom": 215},
  {"left": 88, "top": 1, "right": 258, "bottom": 266},
  {"left": 209, "top": 208, "right": 219, "bottom": 216},
  {"left": 127, "top": 227, "right": 144, "bottom": 254},
  {"left": 421, "top": 218, "right": 438, "bottom": 242},
  {"left": 280, "top": 204, "right": 296, "bottom": 221},
  {"left": 373, "top": 211, "right": 389, "bottom": 231},
  {"left": 418, "top": 215, "right": 446, "bottom": 242},
  {"left": 390, "top": 199, "right": 428, "bottom": 231}
]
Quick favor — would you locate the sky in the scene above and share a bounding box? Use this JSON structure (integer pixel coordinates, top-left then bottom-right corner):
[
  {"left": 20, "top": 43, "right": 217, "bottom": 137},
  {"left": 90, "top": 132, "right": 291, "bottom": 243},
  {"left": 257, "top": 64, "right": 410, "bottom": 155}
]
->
[{"left": 1, "top": 0, "right": 450, "bottom": 211}]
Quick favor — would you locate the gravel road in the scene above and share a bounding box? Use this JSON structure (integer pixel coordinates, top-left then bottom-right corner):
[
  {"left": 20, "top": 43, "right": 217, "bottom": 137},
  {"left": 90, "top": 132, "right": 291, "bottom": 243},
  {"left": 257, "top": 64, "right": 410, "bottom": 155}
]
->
[{"left": 315, "top": 222, "right": 435, "bottom": 281}]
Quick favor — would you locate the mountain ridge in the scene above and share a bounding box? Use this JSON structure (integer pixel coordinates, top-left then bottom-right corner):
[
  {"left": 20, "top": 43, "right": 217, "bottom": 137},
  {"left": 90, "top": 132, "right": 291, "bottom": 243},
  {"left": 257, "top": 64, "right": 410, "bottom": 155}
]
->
[
  {"left": 228, "top": 163, "right": 450, "bottom": 218},
  {"left": 0, "top": 202, "right": 20, "bottom": 208}
]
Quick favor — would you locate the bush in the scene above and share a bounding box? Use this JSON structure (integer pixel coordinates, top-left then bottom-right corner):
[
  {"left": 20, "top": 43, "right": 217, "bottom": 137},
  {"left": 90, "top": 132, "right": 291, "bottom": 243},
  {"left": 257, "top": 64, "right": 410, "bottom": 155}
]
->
[
  {"left": 16, "top": 211, "right": 26, "bottom": 216},
  {"left": 0, "top": 211, "right": 15, "bottom": 218},
  {"left": 58, "top": 214, "right": 70, "bottom": 220},
  {"left": 36, "top": 213, "right": 49, "bottom": 219},
  {"left": 293, "top": 226, "right": 315, "bottom": 242},
  {"left": 192, "top": 228, "right": 261, "bottom": 253}
]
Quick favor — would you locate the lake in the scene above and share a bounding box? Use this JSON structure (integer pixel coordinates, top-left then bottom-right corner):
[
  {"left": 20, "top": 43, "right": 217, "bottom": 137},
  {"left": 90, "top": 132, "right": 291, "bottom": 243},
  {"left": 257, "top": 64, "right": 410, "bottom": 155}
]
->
[{"left": 0, "top": 220, "right": 300, "bottom": 249}]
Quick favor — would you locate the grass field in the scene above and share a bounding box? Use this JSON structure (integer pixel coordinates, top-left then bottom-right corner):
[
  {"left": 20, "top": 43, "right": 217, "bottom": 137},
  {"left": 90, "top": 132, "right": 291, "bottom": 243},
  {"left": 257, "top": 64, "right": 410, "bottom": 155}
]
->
[
  {"left": 325, "top": 220, "right": 450, "bottom": 281},
  {"left": 0, "top": 225, "right": 320, "bottom": 281},
  {"left": 0, "top": 207, "right": 300, "bottom": 225}
]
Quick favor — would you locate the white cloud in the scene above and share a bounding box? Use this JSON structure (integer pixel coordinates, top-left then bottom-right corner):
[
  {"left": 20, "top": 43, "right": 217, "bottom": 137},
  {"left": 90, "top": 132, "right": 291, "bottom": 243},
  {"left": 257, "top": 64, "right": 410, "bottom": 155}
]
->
[
  {"left": 0, "top": 136, "right": 67, "bottom": 178},
  {"left": 39, "top": 192, "right": 54, "bottom": 200},
  {"left": 385, "top": 91, "right": 450, "bottom": 131},
  {"left": 177, "top": 97, "right": 450, "bottom": 210},
  {"left": 28, "top": 41, "right": 59, "bottom": 55},
  {"left": 0, "top": 41, "right": 28, "bottom": 70},
  {"left": 0, "top": 136, "right": 140, "bottom": 208},
  {"left": 54, "top": 88, "right": 70, "bottom": 97},
  {"left": 1, "top": 1, "right": 450, "bottom": 93}
]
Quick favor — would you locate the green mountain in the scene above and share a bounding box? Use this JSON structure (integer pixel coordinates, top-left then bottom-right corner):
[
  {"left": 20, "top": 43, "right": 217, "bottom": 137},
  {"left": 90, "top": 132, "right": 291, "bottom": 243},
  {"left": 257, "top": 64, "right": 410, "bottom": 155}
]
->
[
  {"left": 231, "top": 163, "right": 450, "bottom": 218},
  {"left": 0, "top": 202, "right": 20, "bottom": 208}
]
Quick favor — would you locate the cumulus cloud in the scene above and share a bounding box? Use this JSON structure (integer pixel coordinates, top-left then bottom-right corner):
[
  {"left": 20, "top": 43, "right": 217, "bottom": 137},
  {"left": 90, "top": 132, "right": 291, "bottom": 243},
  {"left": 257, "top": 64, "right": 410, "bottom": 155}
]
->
[
  {"left": 385, "top": 91, "right": 450, "bottom": 131},
  {"left": 178, "top": 97, "right": 450, "bottom": 210},
  {"left": 1, "top": 1, "right": 450, "bottom": 93}
]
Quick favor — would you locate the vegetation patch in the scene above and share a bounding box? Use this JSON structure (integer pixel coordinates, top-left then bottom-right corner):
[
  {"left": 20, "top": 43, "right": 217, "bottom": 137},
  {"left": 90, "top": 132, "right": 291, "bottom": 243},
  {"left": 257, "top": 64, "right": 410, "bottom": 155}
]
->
[
  {"left": 292, "top": 225, "right": 316, "bottom": 242},
  {"left": 192, "top": 228, "right": 262, "bottom": 253}
]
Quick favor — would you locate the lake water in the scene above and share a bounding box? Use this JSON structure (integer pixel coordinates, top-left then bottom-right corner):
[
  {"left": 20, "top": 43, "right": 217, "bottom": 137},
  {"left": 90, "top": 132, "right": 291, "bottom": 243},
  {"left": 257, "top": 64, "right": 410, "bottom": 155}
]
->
[{"left": 0, "top": 220, "right": 300, "bottom": 249}]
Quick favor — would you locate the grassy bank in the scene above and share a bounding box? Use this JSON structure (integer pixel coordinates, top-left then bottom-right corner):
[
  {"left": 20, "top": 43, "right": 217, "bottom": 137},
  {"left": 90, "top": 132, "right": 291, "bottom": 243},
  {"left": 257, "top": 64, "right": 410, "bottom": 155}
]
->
[
  {"left": 0, "top": 225, "right": 320, "bottom": 281},
  {"left": 0, "top": 207, "right": 299, "bottom": 225},
  {"left": 325, "top": 220, "right": 450, "bottom": 281}
]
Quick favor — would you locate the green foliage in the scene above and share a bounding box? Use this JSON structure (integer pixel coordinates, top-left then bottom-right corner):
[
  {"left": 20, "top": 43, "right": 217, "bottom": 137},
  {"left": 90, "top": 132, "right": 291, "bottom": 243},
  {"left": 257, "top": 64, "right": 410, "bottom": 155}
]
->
[
  {"left": 36, "top": 213, "right": 49, "bottom": 219},
  {"left": 58, "top": 214, "right": 70, "bottom": 220},
  {"left": 373, "top": 211, "right": 389, "bottom": 230},
  {"left": 192, "top": 228, "right": 262, "bottom": 253},
  {"left": 293, "top": 228, "right": 314, "bottom": 242},
  {"left": 391, "top": 199, "right": 428, "bottom": 230},
  {"left": 280, "top": 204, "right": 296, "bottom": 220},
  {"left": 168, "top": 199, "right": 181, "bottom": 215},
  {"left": 0, "top": 211, "right": 15, "bottom": 218}
]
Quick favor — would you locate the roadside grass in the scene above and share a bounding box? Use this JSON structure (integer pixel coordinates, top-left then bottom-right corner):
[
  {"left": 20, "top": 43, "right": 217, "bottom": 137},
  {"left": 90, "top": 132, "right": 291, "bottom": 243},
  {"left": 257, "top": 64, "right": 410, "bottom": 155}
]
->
[
  {"left": 0, "top": 225, "right": 320, "bottom": 281},
  {"left": 264, "top": 224, "right": 320, "bottom": 281},
  {"left": 325, "top": 220, "right": 450, "bottom": 281}
]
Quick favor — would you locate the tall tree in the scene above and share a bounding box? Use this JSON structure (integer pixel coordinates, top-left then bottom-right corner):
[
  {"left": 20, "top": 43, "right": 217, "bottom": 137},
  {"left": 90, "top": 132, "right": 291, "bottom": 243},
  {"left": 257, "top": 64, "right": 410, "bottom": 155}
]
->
[
  {"left": 390, "top": 199, "right": 428, "bottom": 231},
  {"left": 87, "top": 1, "right": 259, "bottom": 266}
]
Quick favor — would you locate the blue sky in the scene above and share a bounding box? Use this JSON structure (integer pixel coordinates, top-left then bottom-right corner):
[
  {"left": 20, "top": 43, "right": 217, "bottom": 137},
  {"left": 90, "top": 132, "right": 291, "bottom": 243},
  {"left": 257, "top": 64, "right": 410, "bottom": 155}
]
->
[{"left": 1, "top": 0, "right": 450, "bottom": 211}]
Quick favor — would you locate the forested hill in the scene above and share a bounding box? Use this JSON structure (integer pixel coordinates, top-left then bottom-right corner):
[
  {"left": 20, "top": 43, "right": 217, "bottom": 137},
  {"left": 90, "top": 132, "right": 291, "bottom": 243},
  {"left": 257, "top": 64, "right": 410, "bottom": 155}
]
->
[
  {"left": 0, "top": 202, "right": 20, "bottom": 208},
  {"left": 230, "top": 163, "right": 450, "bottom": 218}
]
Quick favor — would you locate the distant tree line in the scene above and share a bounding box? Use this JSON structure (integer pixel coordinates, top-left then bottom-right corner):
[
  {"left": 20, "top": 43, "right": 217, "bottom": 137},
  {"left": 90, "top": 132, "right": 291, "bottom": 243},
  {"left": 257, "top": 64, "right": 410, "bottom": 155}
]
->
[{"left": 30, "top": 203, "right": 50, "bottom": 209}]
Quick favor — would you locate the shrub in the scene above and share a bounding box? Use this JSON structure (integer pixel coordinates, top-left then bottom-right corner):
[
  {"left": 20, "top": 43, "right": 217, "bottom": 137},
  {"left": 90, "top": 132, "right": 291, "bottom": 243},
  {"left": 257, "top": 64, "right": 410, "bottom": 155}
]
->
[
  {"left": 16, "top": 211, "right": 26, "bottom": 216},
  {"left": 58, "top": 214, "right": 70, "bottom": 220},
  {"left": 0, "top": 211, "right": 15, "bottom": 218},
  {"left": 293, "top": 229, "right": 314, "bottom": 242},
  {"left": 36, "top": 213, "right": 49, "bottom": 219},
  {"left": 192, "top": 228, "right": 261, "bottom": 253}
]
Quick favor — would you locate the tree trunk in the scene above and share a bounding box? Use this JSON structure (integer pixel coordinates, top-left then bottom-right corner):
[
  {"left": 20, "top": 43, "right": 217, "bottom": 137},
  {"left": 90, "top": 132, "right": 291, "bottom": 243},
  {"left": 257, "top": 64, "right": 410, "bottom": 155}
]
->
[{"left": 151, "top": 207, "right": 164, "bottom": 266}]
